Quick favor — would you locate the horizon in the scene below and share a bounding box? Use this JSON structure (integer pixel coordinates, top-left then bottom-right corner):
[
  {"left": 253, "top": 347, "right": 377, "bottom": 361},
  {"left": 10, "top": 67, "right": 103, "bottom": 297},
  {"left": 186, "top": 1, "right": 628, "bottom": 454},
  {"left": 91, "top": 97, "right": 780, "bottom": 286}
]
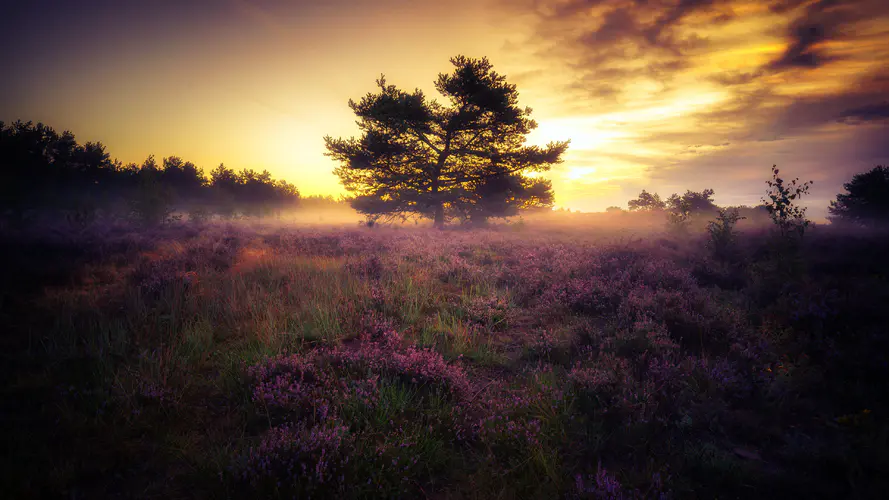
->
[{"left": 2, "top": 0, "right": 888, "bottom": 218}]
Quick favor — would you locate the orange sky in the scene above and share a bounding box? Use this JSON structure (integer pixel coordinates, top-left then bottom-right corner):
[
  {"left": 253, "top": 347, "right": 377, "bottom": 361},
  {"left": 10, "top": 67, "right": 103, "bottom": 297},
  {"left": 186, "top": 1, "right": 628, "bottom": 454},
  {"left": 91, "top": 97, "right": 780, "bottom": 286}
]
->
[{"left": 2, "top": 0, "right": 888, "bottom": 217}]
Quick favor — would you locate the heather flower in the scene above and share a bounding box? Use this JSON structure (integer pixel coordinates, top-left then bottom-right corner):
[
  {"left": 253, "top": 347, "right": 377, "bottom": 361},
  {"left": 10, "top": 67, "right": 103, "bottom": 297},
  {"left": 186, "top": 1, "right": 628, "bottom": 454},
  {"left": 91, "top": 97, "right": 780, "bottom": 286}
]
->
[
  {"left": 527, "top": 330, "right": 558, "bottom": 360},
  {"left": 465, "top": 295, "right": 513, "bottom": 330},
  {"left": 137, "top": 379, "right": 172, "bottom": 405},
  {"left": 574, "top": 464, "right": 627, "bottom": 499},
  {"left": 236, "top": 420, "right": 352, "bottom": 494},
  {"left": 239, "top": 328, "right": 475, "bottom": 495}
]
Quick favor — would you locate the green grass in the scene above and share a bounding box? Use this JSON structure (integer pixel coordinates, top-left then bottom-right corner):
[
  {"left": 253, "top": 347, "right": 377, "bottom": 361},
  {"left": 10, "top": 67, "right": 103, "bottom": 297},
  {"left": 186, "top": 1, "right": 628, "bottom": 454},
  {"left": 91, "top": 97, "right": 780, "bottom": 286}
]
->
[{"left": 4, "top": 223, "right": 889, "bottom": 499}]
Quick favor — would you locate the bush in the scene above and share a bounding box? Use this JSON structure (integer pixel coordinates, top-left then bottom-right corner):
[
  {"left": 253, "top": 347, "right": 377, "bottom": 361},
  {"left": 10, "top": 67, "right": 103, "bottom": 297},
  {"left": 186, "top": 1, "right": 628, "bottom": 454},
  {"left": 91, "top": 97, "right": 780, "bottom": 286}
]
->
[
  {"left": 762, "top": 165, "right": 812, "bottom": 239},
  {"left": 707, "top": 208, "right": 745, "bottom": 260}
]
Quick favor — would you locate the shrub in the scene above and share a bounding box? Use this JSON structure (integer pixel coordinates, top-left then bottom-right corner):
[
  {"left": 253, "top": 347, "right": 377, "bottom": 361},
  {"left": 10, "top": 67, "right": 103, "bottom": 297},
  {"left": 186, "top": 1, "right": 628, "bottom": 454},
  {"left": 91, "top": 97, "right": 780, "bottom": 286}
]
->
[
  {"left": 706, "top": 208, "right": 745, "bottom": 260},
  {"left": 762, "top": 165, "right": 812, "bottom": 239}
]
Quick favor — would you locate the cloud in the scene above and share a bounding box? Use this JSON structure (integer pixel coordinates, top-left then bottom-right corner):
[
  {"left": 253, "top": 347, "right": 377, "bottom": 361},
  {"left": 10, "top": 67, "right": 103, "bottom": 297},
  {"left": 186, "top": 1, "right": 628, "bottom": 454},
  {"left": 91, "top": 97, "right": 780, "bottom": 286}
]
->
[
  {"left": 838, "top": 102, "right": 889, "bottom": 124},
  {"left": 497, "top": 0, "right": 889, "bottom": 212},
  {"left": 503, "top": 0, "right": 738, "bottom": 107},
  {"left": 766, "top": 0, "right": 882, "bottom": 70}
]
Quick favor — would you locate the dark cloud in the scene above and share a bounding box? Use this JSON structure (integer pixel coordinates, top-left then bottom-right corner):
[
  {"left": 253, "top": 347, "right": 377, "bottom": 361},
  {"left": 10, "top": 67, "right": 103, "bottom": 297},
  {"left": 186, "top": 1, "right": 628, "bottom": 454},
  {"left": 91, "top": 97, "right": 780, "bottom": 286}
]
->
[
  {"left": 573, "top": 0, "right": 726, "bottom": 54},
  {"left": 768, "top": 0, "right": 855, "bottom": 70},
  {"left": 766, "top": 0, "right": 811, "bottom": 15},
  {"left": 579, "top": 8, "right": 639, "bottom": 45},
  {"left": 643, "top": 0, "right": 724, "bottom": 47},
  {"left": 710, "top": 70, "right": 766, "bottom": 87},
  {"left": 765, "top": 74, "right": 889, "bottom": 138},
  {"left": 678, "top": 71, "right": 889, "bottom": 145},
  {"left": 506, "top": 0, "right": 889, "bottom": 213},
  {"left": 707, "top": 0, "right": 889, "bottom": 85},
  {"left": 515, "top": 0, "right": 737, "bottom": 101},
  {"left": 838, "top": 102, "right": 889, "bottom": 123},
  {"left": 517, "top": 0, "right": 889, "bottom": 98}
]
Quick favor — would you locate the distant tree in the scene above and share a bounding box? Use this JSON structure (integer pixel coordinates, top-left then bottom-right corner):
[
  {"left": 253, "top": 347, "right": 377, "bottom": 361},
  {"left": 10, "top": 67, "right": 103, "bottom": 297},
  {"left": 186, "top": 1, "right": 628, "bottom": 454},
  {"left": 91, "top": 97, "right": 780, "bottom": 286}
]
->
[
  {"left": 662, "top": 188, "right": 717, "bottom": 233},
  {"left": 301, "top": 194, "right": 346, "bottom": 208},
  {"left": 160, "top": 156, "right": 205, "bottom": 204},
  {"left": 207, "top": 164, "right": 299, "bottom": 218},
  {"left": 209, "top": 163, "right": 238, "bottom": 190},
  {"left": 828, "top": 165, "right": 889, "bottom": 227},
  {"left": 667, "top": 189, "right": 717, "bottom": 214},
  {"left": 130, "top": 156, "right": 176, "bottom": 226},
  {"left": 734, "top": 204, "right": 770, "bottom": 222},
  {"left": 239, "top": 169, "right": 274, "bottom": 217},
  {"left": 627, "top": 190, "right": 666, "bottom": 211},
  {"left": 209, "top": 163, "right": 239, "bottom": 218},
  {"left": 324, "top": 55, "right": 568, "bottom": 228},
  {"left": 274, "top": 179, "right": 300, "bottom": 206},
  {"left": 707, "top": 208, "right": 745, "bottom": 260},
  {"left": 0, "top": 120, "right": 117, "bottom": 218},
  {"left": 1, "top": 119, "right": 301, "bottom": 224},
  {"left": 605, "top": 206, "right": 624, "bottom": 214},
  {"left": 762, "top": 165, "right": 812, "bottom": 237}
]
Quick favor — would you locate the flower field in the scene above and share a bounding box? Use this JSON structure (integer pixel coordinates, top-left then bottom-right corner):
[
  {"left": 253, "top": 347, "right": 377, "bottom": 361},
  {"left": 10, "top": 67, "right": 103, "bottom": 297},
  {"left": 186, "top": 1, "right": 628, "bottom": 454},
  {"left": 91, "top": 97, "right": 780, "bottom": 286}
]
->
[{"left": 2, "top": 220, "right": 887, "bottom": 498}]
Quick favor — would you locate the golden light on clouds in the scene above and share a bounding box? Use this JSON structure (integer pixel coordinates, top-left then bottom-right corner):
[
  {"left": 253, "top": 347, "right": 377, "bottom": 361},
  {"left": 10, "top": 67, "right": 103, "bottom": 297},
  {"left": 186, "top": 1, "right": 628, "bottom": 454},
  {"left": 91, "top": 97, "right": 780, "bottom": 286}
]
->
[{"left": 1, "top": 0, "right": 887, "bottom": 215}]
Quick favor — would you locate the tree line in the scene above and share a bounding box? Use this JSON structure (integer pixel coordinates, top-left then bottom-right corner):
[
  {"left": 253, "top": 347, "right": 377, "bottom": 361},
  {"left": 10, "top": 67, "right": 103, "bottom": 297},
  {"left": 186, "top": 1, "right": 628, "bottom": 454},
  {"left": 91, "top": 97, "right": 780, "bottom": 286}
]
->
[
  {"left": 5, "top": 53, "right": 887, "bottom": 230},
  {"left": 622, "top": 163, "right": 889, "bottom": 229},
  {"left": 0, "top": 120, "right": 301, "bottom": 225}
]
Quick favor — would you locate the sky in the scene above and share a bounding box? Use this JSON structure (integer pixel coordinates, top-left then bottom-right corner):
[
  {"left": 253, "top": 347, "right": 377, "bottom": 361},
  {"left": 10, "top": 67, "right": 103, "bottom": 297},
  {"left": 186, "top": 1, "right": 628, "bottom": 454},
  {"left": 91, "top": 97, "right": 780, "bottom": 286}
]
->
[{"left": 2, "top": 0, "right": 888, "bottom": 218}]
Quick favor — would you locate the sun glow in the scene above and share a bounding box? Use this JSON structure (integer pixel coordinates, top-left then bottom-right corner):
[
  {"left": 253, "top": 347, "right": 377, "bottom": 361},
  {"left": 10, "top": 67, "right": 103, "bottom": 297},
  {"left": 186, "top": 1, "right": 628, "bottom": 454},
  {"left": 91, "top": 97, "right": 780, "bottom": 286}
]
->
[{"left": 529, "top": 117, "right": 631, "bottom": 151}]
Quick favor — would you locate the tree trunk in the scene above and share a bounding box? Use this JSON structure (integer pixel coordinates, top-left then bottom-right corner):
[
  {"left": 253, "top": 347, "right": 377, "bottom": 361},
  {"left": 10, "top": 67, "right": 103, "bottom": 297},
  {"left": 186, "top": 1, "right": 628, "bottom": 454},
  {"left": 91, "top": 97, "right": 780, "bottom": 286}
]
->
[
  {"left": 433, "top": 204, "right": 445, "bottom": 229},
  {"left": 431, "top": 135, "right": 451, "bottom": 230},
  {"left": 470, "top": 213, "right": 488, "bottom": 228}
]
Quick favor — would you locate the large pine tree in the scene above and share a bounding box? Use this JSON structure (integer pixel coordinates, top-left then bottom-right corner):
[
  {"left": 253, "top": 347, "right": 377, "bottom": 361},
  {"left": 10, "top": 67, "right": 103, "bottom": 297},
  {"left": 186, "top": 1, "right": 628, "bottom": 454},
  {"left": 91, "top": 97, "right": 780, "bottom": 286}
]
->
[{"left": 324, "top": 56, "right": 568, "bottom": 228}]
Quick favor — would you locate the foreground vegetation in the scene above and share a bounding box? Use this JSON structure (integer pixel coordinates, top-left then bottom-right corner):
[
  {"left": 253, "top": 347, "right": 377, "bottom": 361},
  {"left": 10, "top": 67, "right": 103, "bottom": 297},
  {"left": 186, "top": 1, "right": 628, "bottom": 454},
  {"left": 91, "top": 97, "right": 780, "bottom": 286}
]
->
[{"left": 2, "top": 217, "right": 887, "bottom": 499}]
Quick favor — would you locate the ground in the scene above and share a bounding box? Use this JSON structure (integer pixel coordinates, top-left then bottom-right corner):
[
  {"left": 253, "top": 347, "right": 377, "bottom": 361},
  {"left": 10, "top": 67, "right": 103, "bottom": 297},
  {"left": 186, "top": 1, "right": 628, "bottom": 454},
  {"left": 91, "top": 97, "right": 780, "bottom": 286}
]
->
[{"left": 1, "top": 219, "right": 887, "bottom": 499}]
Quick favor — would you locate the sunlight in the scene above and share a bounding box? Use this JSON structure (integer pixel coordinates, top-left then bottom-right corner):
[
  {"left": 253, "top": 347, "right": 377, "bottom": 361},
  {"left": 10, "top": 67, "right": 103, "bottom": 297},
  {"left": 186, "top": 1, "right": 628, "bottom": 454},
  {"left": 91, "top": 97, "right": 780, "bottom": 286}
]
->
[
  {"left": 602, "top": 90, "right": 729, "bottom": 124},
  {"left": 529, "top": 117, "right": 630, "bottom": 151},
  {"left": 564, "top": 165, "right": 598, "bottom": 181},
  {"left": 5, "top": 0, "right": 889, "bottom": 496}
]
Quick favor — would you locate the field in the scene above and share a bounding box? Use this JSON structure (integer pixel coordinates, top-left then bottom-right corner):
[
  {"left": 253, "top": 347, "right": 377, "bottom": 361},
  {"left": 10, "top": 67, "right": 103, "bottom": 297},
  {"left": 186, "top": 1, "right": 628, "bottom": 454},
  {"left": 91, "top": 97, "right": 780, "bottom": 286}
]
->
[{"left": 2, "top": 218, "right": 888, "bottom": 499}]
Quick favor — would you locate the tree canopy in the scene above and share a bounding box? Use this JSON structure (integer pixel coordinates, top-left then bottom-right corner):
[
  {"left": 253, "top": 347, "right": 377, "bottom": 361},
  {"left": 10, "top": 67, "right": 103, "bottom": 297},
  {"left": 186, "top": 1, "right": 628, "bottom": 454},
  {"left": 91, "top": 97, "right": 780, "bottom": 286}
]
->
[
  {"left": 627, "top": 190, "right": 666, "bottom": 211},
  {"left": 324, "top": 55, "right": 568, "bottom": 228},
  {"left": 828, "top": 165, "right": 889, "bottom": 227},
  {"left": 667, "top": 189, "right": 717, "bottom": 215},
  {"left": 626, "top": 188, "right": 716, "bottom": 216}
]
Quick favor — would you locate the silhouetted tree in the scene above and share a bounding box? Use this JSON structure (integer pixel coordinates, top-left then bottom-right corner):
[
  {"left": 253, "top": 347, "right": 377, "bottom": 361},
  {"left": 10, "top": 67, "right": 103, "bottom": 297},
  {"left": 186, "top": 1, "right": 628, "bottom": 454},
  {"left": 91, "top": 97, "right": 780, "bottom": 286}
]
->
[
  {"left": 239, "top": 169, "right": 273, "bottom": 216},
  {"left": 733, "top": 204, "right": 770, "bottom": 222},
  {"left": 206, "top": 164, "right": 299, "bottom": 218},
  {"left": 274, "top": 179, "right": 300, "bottom": 208},
  {"left": 828, "top": 165, "right": 889, "bottom": 227},
  {"left": 128, "top": 155, "right": 179, "bottom": 226},
  {"left": 605, "top": 206, "right": 624, "bottom": 214},
  {"left": 160, "top": 156, "right": 206, "bottom": 205},
  {"left": 324, "top": 55, "right": 568, "bottom": 228},
  {"left": 453, "top": 174, "right": 554, "bottom": 225},
  {"left": 707, "top": 208, "right": 745, "bottom": 260},
  {"left": 209, "top": 163, "right": 239, "bottom": 218},
  {"left": 762, "top": 165, "right": 812, "bottom": 238},
  {"left": 0, "top": 120, "right": 117, "bottom": 218},
  {"left": 664, "top": 189, "right": 717, "bottom": 233},
  {"left": 667, "top": 189, "right": 717, "bottom": 214},
  {"left": 1, "top": 120, "right": 302, "bottom": 225},
  {"left": 627, "top": 190, "right": 666, "bottom": 211}
]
